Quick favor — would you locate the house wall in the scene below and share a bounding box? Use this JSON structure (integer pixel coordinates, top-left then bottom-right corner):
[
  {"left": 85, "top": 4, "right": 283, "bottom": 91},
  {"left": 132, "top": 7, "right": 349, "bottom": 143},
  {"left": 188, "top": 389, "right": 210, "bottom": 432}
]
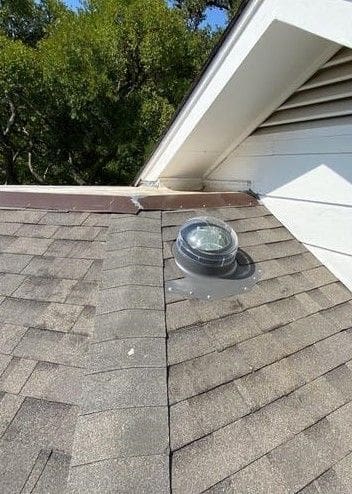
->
[
  {"left": 206, "top": 116, "right": 352, "bottom": 290},
  {"left": 205, "top": 48, "right": 352, "bottom": 290}
]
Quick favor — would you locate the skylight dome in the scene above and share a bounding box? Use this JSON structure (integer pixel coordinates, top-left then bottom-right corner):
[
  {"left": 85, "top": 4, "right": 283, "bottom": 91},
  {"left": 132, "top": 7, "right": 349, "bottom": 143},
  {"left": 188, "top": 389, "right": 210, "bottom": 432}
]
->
[
  {"left": 167, "top": 215, "right": 260, "bottom": 300},
  {"left": 174, "top": 216, "right": 238, "bottom": 277}
]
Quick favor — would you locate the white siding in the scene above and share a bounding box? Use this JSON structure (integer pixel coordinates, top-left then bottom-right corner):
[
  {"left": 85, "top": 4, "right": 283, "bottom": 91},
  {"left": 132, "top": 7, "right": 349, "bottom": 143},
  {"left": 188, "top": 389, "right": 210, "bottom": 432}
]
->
[
  {"left": 207, "top": 116, "right": 352, "bottom": 290},
  {"left": 259, "top": 48, "right": 352, "bottom": 127},
  {"left": 206, "top": 48, "right": 352, "bottom": 290}
]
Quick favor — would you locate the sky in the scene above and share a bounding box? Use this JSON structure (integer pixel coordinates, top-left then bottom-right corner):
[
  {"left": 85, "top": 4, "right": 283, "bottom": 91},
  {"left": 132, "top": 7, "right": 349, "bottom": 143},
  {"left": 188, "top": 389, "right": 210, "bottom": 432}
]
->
[{"left": 63, "top": 0, "right": 228, "bottom": 29}]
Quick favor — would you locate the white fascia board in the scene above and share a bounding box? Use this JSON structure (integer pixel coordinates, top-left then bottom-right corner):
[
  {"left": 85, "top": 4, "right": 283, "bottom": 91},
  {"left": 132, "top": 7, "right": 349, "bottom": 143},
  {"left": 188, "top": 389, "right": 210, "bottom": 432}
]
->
[{"left": 137, "top": 0, "right": 271, "bottom": 183}]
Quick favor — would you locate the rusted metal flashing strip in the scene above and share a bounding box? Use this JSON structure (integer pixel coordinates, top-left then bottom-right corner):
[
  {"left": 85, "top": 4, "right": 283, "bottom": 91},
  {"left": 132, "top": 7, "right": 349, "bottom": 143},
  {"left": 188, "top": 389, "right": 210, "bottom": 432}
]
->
[{"left": 0, "top": 190, "right": 257, "bottom": 213}]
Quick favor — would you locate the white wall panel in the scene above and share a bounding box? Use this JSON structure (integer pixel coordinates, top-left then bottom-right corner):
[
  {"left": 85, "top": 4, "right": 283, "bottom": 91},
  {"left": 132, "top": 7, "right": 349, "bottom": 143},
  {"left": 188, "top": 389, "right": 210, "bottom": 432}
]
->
[{"left": 207, "top": 118, "right": 352, "bottom": 291}]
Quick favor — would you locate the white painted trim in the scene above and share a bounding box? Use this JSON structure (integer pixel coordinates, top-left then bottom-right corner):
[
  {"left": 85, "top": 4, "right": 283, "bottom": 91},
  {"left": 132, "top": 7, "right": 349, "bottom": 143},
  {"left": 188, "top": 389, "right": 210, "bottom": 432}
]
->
[{"left": 136, "top": 0, "right": 266, "bottom": 184}]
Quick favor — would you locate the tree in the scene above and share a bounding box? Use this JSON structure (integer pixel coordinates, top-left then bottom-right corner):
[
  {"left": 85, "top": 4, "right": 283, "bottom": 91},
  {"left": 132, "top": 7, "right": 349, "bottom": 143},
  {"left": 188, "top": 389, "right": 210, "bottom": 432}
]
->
[
  {"left": 0, "top": 0, "right": 219, "bottom": 185},
  {"left": 174, "top": 0, "right": 242, "bottom": 30},
  {"left": 0, "top": 0, "right": 64, "bottom": 46}
]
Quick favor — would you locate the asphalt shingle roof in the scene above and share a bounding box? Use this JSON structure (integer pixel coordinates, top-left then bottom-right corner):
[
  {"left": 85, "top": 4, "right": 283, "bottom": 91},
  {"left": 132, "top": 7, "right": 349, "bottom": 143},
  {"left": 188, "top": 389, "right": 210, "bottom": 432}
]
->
[{"left": 0, "top": 204, "right": 352, "bottom": 493}]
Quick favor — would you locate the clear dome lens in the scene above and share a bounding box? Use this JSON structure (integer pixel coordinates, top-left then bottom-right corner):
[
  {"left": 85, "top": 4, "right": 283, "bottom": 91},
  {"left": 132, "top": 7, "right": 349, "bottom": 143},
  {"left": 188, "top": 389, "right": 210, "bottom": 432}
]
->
[{"left": 186, "top": 225, "right": 230, "bottom": 252}]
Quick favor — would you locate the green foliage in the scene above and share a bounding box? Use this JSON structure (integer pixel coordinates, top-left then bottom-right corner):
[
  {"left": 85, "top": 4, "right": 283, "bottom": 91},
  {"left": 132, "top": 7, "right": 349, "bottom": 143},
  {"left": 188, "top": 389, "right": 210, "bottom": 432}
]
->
[{"left": 0, "top": 0, "right": 222, "bottom": 185}]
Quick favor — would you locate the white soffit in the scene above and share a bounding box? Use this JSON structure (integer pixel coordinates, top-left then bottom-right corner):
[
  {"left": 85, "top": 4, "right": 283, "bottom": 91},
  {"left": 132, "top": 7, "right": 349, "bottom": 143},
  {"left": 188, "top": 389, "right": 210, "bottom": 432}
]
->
[{"left": 137, "top": 0, "right": 352, "bottom": 184}]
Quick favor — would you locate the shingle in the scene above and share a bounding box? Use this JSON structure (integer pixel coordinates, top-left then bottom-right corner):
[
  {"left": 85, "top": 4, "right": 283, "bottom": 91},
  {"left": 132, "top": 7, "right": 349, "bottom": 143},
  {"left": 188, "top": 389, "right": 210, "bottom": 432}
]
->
[
  {"left": 172, "top": 418, "right": 260, "bottom": 494},
  {"left": 164, "top": 258, "right": 183, "bottom": 282},
  {"left": 44, "top": 239, "right": 104, "bottom": 259},
  {"left": 109, "top": 216, "right": 160, "bottom": 233},
  {"left": 13, "top": 328, "right": 86, "bottom": 366},
  {"left": 66, "top": 280, "right": 98, "bottom": 305},
  {"left": 162, "top": 209, "right": 199, "bottom": 227},
  {"left": 247, "top": 304, "right": 283, "bottom": 332},
  {"left": 168, "top": 311, "right": 261, "bottom": 365},
  {"left": 245, "top": 394, "right": 313, "bottom": 453},
  {"left": 0, "top": 323, "right": 27, "bottom": 353},
  {"left": 308, "top": 461, "right": 351, "bottom": 494},
  {"left": 0, "top": 209, "right": 46, "bottom": 224},
  {"left": 0, "top": 222, "right": 21, "bottom": 235},
  {"left": 53, "top": 226, "right": 102, "bottom": 240},
  {"left": 83, "top": 259, "right": 103, "bottom": 281},
  {"left": 0, "top": 297, "right": 48, "bottom": 327},
  {"left": 22, "top": 256, "right": 92, "bottom": 279},
  {"left": 304, "top": 418, "right": 350, "bottom": 469},
  {"left": 0, "top": 392, "right": 24, "bottom": 436},
  {"left": 32, "top": 451, "right": 71, "bottom": 494},
  {"left": 250, "top": 296, "right": 306, "bottom": 330},
  {"left": 303, "top": 265, "right": 337, "bottom": 286},
  {"left": 107, "top": 230, "right": 161, "bottom": 250},
  {"left": 20, "top": 449, "right": 51, "bottom": 494},
  {"left": 0, "top": 353, "right": 11, "bottom": 375},
  {"left": 169, "top": 347, "right": 251, "bottom": 404},
  {"left": 226, "top": 205, "right": 269, "bottom": 219},
  {"left": 0, "top": 273, "right": 25, "bottom": 296},
  {"left": 1, "top": 396, "right": 78, "bottom": 452},
  {"left": 319, "top": 282, "right": 351, "bottom": 304},
  {"left": 98, "top": 285, "right": 164, "bottom": 313},
  {"left": 323, "top": 302, "right": 352, "bottom": 329},
  {"left": 237, "top": 332, "right": 286, "bottom": 370},
  {"left": 72, "top": 406, "right": 168, "bottom": 465},
  {"left": 236, "top": 358, "right": 305, "bottom": 410},
  {"left": 325, "top": 363, "right": 352, "bottom": 402},
  {"left": 94, "top": 309, "right": 165, "bottom": 340},
  {"left": 327, "top": 402, "right": 352, "bottom": 449},
  {"left": 228, "top": 215, "right": 282, "bottom": 233},
  {"left": 268, "top": 419, "right": 349, "bottom": 493},
  {"left": 272, "top": 313, "right": 337, "bottom": 354},
  {"left": 89, "top": 337, "right": 165, "bottom": 373},
  {"left": 0, "top": 298, "right": 82, "bottom": 331},
  {"left": 166, "top": 297, "right": 243, "bottom": 331},
  {"left": 0, "top": 356, "right": 37, "bottom": 394},
  {"left": 12, "top": 276, "right": 76, "bottom": 303},
  {"left": 170, "top": 381, "right": 250, "bottom": 450},
  {"left": 244, "top": 239, "right": 306, "bottom": 262},
  {"left": 287, "top": 345, "right": 330, "bottom": 383},
  {"left": 330, "top": 452, "right": 352, "bottom": 493},
  {"left": 0, "top": 253, "right": 32, "bottom": 273},
  {"left": 102, "top": 265, "right": 163, "bottom": 288},
  {"left": 137, "top": 210, "right": 161, "bottom": 219},
  {"left": 21, "top": 362, "right": 83, "bottom": 405},
  {"left": 238, "top": 227, "right": 292, "bottom": 247},
  {"left": 314, "top": 330, "right": 352, "bottom": 370},
  {"left": 67, "top": 455, "right": 169, "bottom": 494},
  {"left": 71, "top": 305, "right": 96, "bottom": 337},
  {"left": 0, "top": 234, "right": 16, "bottom": 250},
  {"left": 104, "top": 246, "right": 163, "bottom": 268},
  {"left": 294, "top": 376, "right": 345, "bottom": 421},
  {"left": 82, "top": 213, "right": 111, "bottom": 227},
  {"left": 39, "top": 212, "right": 89, "bottom": 226},
  {"left": 14, "top": 223, "right": 58, "bottom": 238},
  {"left": 82, "top": 367, "right": 167, "bottom": 413},
  {"left": 206, "top": 456, "right": 290, "bottom": 494},
  {"left": 2, "top": 237, "right": 52, "bottom": 255},
  {"left": 37, "top": 302, "right": 83, "bottom": 331}
]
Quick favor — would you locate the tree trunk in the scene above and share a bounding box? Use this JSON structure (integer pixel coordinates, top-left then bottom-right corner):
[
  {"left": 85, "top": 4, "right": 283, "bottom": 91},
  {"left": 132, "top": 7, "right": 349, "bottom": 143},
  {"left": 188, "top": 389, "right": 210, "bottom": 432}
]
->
[{"left": 3, "top": 148, "right": 18, "bottom": 184}]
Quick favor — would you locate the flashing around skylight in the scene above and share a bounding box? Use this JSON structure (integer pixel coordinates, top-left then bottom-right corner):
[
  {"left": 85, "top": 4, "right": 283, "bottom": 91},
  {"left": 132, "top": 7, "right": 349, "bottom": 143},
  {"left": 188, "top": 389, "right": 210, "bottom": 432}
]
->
[{"left": 166, "top": 216, "right": 260, "bottom": 300}]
